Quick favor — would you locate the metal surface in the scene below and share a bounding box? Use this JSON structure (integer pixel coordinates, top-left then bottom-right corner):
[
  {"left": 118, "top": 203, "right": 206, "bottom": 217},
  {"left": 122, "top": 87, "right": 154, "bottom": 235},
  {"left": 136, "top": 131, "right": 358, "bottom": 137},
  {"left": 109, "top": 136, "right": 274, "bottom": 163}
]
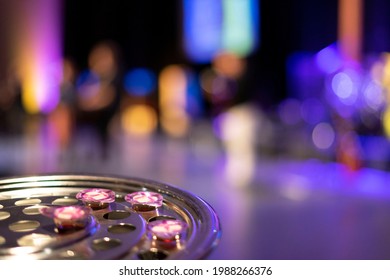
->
[{"left": 0, "top": 174, "right": 221, "bottom": 260}]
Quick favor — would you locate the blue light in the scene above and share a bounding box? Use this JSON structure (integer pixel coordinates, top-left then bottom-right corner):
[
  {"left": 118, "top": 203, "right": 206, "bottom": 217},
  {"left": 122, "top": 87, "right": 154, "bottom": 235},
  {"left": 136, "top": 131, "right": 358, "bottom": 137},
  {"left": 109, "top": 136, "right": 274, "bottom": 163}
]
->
[
  {"left": 185, "top": 71, "right": 203, "bottom": 117},
  {"left": 76, "top": 70, "right": 100, "bottom": 97},
  {"left": 183, "top": 0, "right": 259, "bottom": 63},
  {"left": 76, "top": 70, "right": 100, "bottom": 88},
  {"left": 183, "top": 0, "right": 223, "bottom": 63},
  {"left": 124, "top": 68, "right": 156, "bottom": 96}
]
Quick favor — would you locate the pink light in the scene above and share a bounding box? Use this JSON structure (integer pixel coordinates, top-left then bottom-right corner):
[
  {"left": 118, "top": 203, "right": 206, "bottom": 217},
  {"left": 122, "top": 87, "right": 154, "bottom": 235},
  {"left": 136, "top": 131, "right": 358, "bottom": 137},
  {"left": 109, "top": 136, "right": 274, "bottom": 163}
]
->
[{"left": 13, "top": 0, "right": 63, "bottom": 114}]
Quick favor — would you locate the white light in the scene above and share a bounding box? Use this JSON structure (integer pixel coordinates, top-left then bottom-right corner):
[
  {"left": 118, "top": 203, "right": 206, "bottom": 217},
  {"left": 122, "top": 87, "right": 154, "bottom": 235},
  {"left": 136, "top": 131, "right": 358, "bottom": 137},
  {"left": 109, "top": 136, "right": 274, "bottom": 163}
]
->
[
  {"left": 363, "top": 81, "right": 385, "bottom": 110},
  {"left": 331, "top": 71, "right": 358, "bottom": 105},
  {"left": 312, "top": 122, "right": 335, "bottom": 150}
]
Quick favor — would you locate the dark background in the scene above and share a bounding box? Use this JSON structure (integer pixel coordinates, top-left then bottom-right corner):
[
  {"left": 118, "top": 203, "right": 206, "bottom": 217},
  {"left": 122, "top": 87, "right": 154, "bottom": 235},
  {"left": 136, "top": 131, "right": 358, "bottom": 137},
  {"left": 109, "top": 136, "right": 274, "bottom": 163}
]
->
[{"left": 63, "top": 0, "right": 340, "bottom": 107}]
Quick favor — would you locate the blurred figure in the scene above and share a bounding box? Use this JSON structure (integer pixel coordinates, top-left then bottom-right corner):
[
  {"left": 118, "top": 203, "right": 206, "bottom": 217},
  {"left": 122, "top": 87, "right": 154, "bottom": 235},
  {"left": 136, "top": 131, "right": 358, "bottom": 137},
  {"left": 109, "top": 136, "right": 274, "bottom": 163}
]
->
[
  {"left": 47, "top": 58, "right": 77, "bottom": 154},
  {"left": 200, "top": 51, "right": 248, "bottom": 117},
  {"left": 217, "top": 102, "right": 261, "bottom": 188},
  {"left": 159, "top": 64, "right": 192, "bottom": 138},
  {"left": 76, "top": 40, "right": 123, "bottom": 158},
  {"left": 0, "top": 2, "right": 23, "bottom": 135},
  {"left": 0, "top": 65, "right": 25, "bottom": 136},
  {"left": 120, "top": 67, "right": 158, "bottom": 138},
  {"left": 333, "top": 114, "right": 363, "bottom": 171}
]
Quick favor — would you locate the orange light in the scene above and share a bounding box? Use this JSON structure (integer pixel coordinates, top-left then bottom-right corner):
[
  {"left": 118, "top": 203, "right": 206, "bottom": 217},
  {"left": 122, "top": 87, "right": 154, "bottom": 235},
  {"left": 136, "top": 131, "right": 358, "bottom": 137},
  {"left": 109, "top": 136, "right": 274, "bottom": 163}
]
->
[
  {"left": 338, "top": 0, "right": 363, "bottom": 63},
  {"left": 121, "top": 104, "right": 158, "bottom": 136},
  {"left": 159, "top": 65, "right": 191, "bottom": 137}
]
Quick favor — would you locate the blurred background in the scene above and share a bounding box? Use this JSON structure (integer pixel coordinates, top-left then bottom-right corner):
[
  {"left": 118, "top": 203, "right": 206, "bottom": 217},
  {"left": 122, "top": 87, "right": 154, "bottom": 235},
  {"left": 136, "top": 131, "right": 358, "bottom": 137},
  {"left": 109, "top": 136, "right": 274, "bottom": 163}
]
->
[{"left": 2, "top": 0, "right": 390, "bottom": 259}]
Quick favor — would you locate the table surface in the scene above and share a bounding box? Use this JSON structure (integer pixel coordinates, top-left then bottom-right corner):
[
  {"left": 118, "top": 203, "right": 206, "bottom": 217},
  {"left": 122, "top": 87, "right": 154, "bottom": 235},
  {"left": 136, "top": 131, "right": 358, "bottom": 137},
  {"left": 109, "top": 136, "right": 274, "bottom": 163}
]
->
[{"left": 1, "top": 119, "right": 390, "bottom": 260}]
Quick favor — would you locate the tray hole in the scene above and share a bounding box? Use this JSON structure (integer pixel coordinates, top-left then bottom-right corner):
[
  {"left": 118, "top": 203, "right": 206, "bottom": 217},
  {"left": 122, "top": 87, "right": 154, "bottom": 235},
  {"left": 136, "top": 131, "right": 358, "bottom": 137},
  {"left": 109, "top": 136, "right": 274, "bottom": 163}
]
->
[
  {"left": 15, "top": 199, "right": 42, "bottom": 206},
  {"left": 103, "top": 210, "right": 131, "bottom": 220},
  {"left": 107, "top": 223, "right": 136, "bottom": 234},
  {"left": 148, "top": 215, "right": 176, "bottom": 223},
  {"left": 9, "top": 220, "right": 40, "bottom": 232},
  {"left": 52, "top": 198, "right": 78, "bottom": 206},
  {"left": 115, "top": 195, "right": 125, "bottom": 202},
  {"left": 92, "top": 237, "right": 122, "bottom": 251},
  {"left": 58, "top": 250, "right": 87, "bottom": 259},
  {"left": 17, "top": 233, "right": 54, "bottom": 247},
  {"left": 138, "top": 248, "right": 168, "bottom": 260},
  {"left": 0, "top": 236, "right": 5, "bottom": 245},
  {"left": 23, "top": 205, "right": 49, "bottom": 215},
  {"left": 0, "top": 211, "right": 10, "bottom": 221}
]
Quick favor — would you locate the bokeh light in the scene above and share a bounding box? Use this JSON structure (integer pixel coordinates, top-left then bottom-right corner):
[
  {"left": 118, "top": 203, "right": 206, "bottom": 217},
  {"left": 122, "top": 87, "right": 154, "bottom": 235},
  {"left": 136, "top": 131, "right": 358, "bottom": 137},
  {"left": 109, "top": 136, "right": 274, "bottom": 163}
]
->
[
  {"left": 331, "top": 72, "right": 357, "bottom": 105},
  {"left": 363, "top": 80, "right": 385, "bottom": 111},
  {"left": 124, "top": 68, "right": 156, "bottom": 96},
  {"left": 183, "top": 0, "right": 259, "bottom": 63},
  {"left": 300, "top": 98, "right": 327, "bottom": 125},
  {"left": 121, "top": 104, "right": 157, "bottom": 136},
  {"left": 315, "top": 43, "right": 342, "bottom": 74},
  {"left": 278, "top": 98, "right": 302, "bottom": 125},
  {"left": 76, "top": 70, "right": 100, "bottom": 99},
  {"left": 217, "top": 103, "right": 258, "bottom": 188},
  {"left": 312, "top": 122, "right": 335, "bottom": 150},
  {"left": 159, "top": 65, "right": 190, "bottom": 137},
  {"left": 12, "top": 0, "right": 63, "bottom": 114}
]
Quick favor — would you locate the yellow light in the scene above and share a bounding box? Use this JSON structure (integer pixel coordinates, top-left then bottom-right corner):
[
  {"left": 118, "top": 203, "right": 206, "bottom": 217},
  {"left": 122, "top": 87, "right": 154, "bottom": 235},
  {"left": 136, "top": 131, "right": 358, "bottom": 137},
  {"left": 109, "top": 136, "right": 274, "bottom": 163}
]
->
[
  {"left": 219, "top": 103, "right": 258, "bottom": 188},
  {"left": 160, "top": 109, "right": 190, "bottom": 138},
  {"left": 21, "top": 74, "right": 40, "bottom": 114},
  {"left": 382, "top": 107, "right": 390, "bottom": 138},
  {"left": 381, "top": 54, "right": 390, "bottom": 95},
  {"left": 159, "top": 65, "right": 187, "bottom": 108},
  {"left": 159, "top": 65, "right": 191, "bottom": 137},
  {"left": 121, "top": 104, "right": 157, "bottom": 136}
]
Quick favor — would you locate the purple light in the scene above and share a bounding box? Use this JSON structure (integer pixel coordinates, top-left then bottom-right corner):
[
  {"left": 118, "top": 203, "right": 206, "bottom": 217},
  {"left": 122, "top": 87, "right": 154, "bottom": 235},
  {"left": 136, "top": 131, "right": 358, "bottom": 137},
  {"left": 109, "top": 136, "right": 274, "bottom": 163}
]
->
[
  {"left": 278, "top": 98, "right": 302, "bottom": 125},
  {"left": 315, "top": 43, "right": 342, "bottom": 74},
  {"left": 300, "top": 98, "right": 327, "bottom": 125},
  {"left": 31, "top": 0, "right": 63, "bottom": 113},
  {"left": 212, "top": 113, "right": 225, "bottom": 140},
  {"left": 286, "top": 52, "right": 323, "bottom": 100}
]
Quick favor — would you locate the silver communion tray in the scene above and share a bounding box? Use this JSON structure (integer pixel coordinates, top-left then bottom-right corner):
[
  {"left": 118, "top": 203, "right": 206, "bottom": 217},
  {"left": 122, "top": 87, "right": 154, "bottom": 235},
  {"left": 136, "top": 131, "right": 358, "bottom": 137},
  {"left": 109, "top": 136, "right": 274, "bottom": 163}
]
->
[{"left": 0, "top": 174, "right": 221, "bottom": 260}]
